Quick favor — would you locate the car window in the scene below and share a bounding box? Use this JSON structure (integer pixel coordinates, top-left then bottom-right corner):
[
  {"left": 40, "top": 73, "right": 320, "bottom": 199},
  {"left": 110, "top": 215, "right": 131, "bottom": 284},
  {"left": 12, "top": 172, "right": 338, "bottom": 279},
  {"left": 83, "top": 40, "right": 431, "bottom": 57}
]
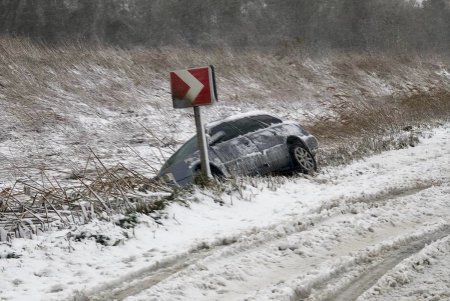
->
[
  {"left": 249, "top": 115, "right": 282, "bottom": 126},
  {"left": 229, "top": 117, "right": 267, "bottom": 135},
  {"left": 209, "top": 122, "right": 241, "bottom": 145}
]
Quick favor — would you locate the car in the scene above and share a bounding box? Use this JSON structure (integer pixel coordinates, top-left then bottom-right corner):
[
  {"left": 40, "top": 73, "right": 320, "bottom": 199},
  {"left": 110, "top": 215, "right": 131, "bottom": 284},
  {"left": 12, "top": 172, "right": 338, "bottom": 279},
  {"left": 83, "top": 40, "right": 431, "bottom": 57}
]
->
[{"left": 158, "top": 111, "right": 319, "bottom": 186}]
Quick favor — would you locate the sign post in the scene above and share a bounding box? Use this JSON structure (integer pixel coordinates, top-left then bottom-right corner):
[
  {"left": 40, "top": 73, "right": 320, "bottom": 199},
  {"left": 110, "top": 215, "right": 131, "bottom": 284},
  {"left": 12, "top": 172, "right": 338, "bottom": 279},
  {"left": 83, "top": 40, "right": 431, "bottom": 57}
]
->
[
  {"left": 170, "top": 66, "right": 217, "bottom": 180},
  {"left": 193, "top": 106, "right": 211, "bottom": 178}
]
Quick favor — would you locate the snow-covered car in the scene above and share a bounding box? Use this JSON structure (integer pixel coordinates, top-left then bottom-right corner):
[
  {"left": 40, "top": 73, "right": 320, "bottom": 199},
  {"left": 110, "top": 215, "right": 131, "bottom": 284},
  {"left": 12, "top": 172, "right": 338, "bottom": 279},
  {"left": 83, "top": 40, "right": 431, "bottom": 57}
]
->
[{"left": 158, "top": 112, "right": 319, "bottom": 186}]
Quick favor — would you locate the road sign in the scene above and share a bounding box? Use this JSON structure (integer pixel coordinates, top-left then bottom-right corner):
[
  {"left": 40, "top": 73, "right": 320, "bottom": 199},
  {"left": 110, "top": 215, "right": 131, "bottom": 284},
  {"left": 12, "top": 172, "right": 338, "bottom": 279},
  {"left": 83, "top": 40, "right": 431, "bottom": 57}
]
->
[
  {"left": 169, "top": 66, "right": 218, "bottom": 181},
  {"left": 170, "top": 66, "right": 217, "bottom": 109}
]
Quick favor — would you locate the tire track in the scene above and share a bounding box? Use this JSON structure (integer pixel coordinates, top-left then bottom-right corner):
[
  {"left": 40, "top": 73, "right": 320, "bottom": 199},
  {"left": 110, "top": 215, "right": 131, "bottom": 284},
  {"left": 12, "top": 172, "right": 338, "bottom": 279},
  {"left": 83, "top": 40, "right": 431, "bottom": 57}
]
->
[{"left": 314, "top": 228, "right": 450, "bottom": 301}]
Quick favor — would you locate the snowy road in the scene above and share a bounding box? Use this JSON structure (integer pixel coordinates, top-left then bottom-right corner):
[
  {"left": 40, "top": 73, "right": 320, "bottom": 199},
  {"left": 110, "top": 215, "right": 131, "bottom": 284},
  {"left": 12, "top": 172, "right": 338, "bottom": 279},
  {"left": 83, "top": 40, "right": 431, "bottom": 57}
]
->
[
  {"left": 91, "top": 187, "right": 449, "bottom": 301},
  {"left": 115, "top": 187, "right": 449, "bottom": 301},
  {"left": 1, "top": 126, "right": 449, "bottom": 301}
]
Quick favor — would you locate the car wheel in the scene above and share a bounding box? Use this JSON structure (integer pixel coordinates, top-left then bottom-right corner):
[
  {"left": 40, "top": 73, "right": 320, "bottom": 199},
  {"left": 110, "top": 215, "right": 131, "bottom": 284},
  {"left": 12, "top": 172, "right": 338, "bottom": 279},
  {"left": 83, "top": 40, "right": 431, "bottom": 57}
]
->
[{"left": 289, "top": 142, "right": 317, "bottom": 174}]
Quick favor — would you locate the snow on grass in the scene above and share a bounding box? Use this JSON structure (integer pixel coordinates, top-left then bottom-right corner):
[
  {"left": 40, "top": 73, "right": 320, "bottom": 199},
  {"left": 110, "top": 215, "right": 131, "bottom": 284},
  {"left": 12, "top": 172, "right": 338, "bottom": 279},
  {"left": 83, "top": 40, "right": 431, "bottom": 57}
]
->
[
  {"left": 0, "top": 124, "right": 448, "bottom": 301},
  {"left": 436, "top": 69, "right": 450, "bottom": 80}
]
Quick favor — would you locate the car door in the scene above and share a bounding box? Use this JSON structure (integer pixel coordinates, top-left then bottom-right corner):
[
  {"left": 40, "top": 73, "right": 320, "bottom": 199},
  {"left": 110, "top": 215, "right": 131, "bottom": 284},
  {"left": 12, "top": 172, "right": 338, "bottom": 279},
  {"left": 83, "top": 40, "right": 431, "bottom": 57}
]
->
[
  {"left": 227, "top": 118, "right": 272, "bottom": 175},
  {"left": 245, "top": 115, "right": 289, "bottom": 172},
  {"left": 209, "top": 122, "right": 263, "bottom": 176}
]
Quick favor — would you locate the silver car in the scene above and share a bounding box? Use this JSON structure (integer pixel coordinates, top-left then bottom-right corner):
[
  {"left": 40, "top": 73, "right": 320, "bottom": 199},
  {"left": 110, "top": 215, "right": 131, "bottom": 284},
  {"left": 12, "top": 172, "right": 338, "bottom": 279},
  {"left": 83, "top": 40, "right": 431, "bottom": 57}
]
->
[{"left": 158, "top": 112, "right": 319, "bottom": 186}]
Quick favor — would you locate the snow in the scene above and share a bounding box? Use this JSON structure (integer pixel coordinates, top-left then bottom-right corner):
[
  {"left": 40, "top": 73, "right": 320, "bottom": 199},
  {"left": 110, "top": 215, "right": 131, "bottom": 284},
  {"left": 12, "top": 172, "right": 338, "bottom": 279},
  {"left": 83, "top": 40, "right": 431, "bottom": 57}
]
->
[
  {"left": 359, "top": 236, "right": 450, "bottom": 301},
  {"left": 0, "top": 124, "right": 449, "bottom": 300},
  {"left": 436, "top": 69, "right": 450, "bottom": 81}
]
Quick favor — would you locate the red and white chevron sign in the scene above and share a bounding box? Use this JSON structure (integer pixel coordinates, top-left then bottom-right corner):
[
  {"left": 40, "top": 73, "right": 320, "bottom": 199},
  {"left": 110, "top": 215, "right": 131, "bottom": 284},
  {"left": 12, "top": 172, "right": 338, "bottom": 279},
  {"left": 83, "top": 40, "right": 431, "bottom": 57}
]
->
[{"left": 170, "top": 66, "right": 217, "bottom": 108}]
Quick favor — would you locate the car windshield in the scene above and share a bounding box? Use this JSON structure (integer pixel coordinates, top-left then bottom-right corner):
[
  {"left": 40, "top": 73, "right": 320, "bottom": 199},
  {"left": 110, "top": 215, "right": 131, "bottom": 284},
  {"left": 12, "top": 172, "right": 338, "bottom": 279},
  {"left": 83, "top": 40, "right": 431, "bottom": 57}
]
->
[{"left": 161, "top": 135, "right": 198, "bottom": 170}]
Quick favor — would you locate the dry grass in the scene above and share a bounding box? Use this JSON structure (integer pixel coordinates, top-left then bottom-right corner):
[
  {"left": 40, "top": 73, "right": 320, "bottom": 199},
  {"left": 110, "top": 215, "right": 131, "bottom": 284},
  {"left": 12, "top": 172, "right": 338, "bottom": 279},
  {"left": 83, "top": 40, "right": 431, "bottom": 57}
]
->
[
  {"left": 0, "top": 152, "right": 173, "bottom": 241},
  {"left": 310, "top": 90, "right": 450, "bottom": 141},
  {"left": 307, "top": 89, "right": 450, "bottom": 166},
  {"left": 1, "top": 37, "right": 449, "bottom": 130}
]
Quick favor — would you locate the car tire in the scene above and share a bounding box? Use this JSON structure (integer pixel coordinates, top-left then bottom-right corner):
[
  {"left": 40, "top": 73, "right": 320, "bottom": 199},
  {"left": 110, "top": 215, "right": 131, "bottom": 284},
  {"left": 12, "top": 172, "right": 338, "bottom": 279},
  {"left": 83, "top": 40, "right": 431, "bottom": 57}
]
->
[{"left": 289, "top": 142, "right": 317, "bottom": 174}]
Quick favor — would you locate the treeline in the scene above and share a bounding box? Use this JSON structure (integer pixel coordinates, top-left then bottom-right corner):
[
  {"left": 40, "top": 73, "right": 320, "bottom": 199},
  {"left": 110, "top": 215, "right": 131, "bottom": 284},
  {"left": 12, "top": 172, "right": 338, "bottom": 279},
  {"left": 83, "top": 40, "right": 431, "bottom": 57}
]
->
[{"left": 0, "top": 0, "right": 448, "bottom": 52}]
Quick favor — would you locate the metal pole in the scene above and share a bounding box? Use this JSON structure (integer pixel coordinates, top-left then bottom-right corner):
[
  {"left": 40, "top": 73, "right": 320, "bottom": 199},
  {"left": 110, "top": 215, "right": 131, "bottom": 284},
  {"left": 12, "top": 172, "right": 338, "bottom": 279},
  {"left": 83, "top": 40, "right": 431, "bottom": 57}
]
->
[{"left": 193, "top": 106, "right": 212, "bottom": 179}]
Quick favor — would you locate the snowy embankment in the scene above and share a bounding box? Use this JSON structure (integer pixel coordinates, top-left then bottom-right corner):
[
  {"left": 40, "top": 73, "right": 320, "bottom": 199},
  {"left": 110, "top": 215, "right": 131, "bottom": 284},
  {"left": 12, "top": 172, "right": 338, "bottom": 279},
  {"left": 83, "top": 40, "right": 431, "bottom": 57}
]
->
[
  {"left": 0, "top": 124, "right": 448, "bottom": 300},
  {"left": 1, "top": 39, "right": 450, "bottom": 185}
]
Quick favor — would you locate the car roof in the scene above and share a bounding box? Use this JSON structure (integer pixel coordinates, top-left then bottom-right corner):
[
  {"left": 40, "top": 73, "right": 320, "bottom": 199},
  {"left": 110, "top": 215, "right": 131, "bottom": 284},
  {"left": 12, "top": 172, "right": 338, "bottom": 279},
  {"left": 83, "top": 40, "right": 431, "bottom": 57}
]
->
[{"left": 205, "top": 110, "right": 278, "bottom": 129}]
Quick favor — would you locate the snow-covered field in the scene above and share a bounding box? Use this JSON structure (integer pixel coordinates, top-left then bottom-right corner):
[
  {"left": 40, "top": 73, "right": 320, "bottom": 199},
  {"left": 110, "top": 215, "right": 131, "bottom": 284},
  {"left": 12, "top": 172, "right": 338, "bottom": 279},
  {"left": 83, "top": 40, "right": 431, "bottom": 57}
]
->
[{"left": 1, "top": 123, "right": 448, "bottom": 301}]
